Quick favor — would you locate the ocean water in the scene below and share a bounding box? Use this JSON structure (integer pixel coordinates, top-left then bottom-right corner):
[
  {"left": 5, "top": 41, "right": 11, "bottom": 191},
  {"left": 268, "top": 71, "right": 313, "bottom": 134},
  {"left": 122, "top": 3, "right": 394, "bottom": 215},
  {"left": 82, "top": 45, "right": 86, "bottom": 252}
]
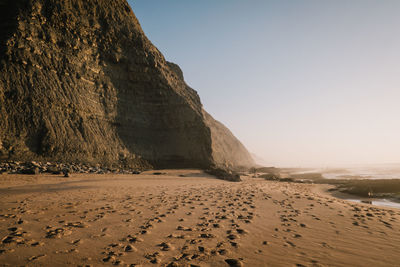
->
[
  {"left": 293, "top": 165, "right": 400, "bottom": 209},
  {"left": 322, "top": 166, "right": 400, "bottom": 209},
  {"left": 320, "top": 165, "right": 400, "bottom": 180},
  {"left": 348, "top": 198, "right": 400, "bottom": 209}
]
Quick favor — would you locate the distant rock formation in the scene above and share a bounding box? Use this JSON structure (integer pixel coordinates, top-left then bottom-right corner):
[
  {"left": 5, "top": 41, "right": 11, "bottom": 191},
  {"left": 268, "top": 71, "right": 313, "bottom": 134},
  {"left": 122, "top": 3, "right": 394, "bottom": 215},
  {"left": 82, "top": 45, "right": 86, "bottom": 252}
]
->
[{"left": 0, "top": 0, "right": 254, "bottom": 169}]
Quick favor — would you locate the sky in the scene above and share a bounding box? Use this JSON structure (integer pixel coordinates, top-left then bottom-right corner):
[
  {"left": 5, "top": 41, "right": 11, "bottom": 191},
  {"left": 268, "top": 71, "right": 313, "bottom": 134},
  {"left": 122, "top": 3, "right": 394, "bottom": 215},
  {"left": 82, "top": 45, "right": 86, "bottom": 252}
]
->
[{"left": 128, "top": 0, "right": 400, "bottom": 168}]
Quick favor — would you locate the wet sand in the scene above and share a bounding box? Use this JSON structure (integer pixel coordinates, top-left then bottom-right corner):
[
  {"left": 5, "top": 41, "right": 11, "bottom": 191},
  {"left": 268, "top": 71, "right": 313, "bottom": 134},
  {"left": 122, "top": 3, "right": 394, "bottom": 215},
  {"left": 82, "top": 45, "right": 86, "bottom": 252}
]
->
[{"left": 0, "top": 170, "right": 399, "bottom": 266}]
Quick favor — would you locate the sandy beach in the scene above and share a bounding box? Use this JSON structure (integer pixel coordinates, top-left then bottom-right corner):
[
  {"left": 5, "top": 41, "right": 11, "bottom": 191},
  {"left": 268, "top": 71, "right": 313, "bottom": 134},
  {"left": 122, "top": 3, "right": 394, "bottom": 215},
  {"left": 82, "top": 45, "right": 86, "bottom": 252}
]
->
[{"left": 0, "top": 170, "right": 399, "bottom": 267}]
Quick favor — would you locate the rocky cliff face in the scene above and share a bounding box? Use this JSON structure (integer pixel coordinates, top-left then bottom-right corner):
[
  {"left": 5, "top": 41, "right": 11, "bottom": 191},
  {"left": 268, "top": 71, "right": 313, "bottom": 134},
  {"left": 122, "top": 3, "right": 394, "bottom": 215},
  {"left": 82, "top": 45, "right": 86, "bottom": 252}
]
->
[{"left": 0, "top": 0, "right": 254, "bottom": 169}]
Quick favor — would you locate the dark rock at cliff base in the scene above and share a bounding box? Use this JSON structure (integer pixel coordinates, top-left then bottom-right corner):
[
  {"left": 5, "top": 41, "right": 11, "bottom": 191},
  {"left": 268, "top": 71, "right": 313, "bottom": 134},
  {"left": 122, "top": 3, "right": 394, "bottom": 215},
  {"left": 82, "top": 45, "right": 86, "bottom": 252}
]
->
[
  {"left": 20, "top": 167, "right": 39, "bottom": 175},
  {"left": 206, "top": 167, "right": 241, "bottom": 182},
  {"left": 0, "top": 0, "right": 255, "bottom": 170}
]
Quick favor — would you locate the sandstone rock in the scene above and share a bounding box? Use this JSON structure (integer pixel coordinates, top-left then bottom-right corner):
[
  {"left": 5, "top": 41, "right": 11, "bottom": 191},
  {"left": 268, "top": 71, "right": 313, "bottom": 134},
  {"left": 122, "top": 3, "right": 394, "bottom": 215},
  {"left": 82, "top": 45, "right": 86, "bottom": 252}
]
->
[{"left": 0, "top": 0, "right": 254, "bottom": 170}]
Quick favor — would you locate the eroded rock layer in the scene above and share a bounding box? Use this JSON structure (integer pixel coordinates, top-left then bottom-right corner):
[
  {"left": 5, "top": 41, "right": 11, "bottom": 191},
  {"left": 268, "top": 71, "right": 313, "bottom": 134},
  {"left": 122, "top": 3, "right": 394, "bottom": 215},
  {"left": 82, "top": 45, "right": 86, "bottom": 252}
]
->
[{"left": 0, "top": 0, "right": 254, "bottom": 169}]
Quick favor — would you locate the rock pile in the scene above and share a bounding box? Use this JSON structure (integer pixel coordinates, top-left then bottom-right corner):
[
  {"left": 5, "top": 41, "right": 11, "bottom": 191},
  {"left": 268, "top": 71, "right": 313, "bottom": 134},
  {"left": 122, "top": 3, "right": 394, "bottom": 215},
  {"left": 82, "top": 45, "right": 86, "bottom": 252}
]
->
[
  {"left": 0, "top": 161, "right": 141, "bottom": 175},
  {"left": 205, "top": 167, "right": 241, "bottom": 182}
]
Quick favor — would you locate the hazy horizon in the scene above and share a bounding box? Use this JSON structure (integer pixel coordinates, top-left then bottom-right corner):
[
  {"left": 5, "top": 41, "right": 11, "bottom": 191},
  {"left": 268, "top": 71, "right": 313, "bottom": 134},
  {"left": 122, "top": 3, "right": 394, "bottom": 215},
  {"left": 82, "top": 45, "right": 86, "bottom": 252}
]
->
[{"left": 130, "top": 0, "right": 400, "bottom": 168}]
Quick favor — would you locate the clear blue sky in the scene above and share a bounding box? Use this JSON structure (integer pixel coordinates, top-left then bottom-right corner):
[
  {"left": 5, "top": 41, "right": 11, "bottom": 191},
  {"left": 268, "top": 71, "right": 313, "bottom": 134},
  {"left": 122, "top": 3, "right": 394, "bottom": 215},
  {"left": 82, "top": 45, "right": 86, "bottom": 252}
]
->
[{"left": 128, "top": 0, "right": 400, "bottom": 167}]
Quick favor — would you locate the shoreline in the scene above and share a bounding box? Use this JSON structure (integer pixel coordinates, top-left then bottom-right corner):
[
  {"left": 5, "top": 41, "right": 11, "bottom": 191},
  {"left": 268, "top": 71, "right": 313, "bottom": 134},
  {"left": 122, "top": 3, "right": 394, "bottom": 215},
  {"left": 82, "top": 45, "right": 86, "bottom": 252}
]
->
[
  {"left": 269, "top": 169, "right": 400, "bottom": 207},
  {"left": 313, "top": 184, "right": 400, "bottom": 210}
]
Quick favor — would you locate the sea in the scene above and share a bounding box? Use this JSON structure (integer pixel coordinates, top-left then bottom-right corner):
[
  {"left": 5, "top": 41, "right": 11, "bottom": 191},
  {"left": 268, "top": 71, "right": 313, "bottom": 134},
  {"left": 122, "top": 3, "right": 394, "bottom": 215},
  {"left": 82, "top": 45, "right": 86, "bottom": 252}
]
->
[{"left": 299, "top": 164, "right": 400, "bottom": 209}]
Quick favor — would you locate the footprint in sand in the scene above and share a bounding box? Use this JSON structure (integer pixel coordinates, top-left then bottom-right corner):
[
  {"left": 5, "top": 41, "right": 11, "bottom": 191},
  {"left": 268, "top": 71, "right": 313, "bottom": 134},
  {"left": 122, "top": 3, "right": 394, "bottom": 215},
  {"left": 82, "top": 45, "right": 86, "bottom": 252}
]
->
[
  {"left": 2, "top": 227, "right": 29, "bottom": 245},
  {"left": 157, "top": 241, "right": 174, "bottom": 251},
  {"left": 28, "top": 254, "right": 46, "bottom": 261},
  {"left": 124, "top": 244, "right": 137, "bottom": 252},
  {"left": 225, "top": 258, "right": 243, "bottom": 267}
]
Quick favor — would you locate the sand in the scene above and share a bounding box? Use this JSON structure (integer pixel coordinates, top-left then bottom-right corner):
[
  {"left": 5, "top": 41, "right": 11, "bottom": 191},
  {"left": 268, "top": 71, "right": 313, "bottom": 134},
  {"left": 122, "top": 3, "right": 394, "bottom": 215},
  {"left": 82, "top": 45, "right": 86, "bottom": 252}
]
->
[{"left": 0, "top": 170, "right": 399, "bottom": 267}]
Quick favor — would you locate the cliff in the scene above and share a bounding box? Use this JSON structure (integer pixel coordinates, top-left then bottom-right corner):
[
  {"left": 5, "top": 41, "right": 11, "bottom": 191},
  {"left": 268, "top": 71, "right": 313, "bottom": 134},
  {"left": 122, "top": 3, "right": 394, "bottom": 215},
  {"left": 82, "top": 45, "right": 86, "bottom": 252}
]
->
[{"left": 0, "top": 0, "right": 254, "bottom": 169}]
